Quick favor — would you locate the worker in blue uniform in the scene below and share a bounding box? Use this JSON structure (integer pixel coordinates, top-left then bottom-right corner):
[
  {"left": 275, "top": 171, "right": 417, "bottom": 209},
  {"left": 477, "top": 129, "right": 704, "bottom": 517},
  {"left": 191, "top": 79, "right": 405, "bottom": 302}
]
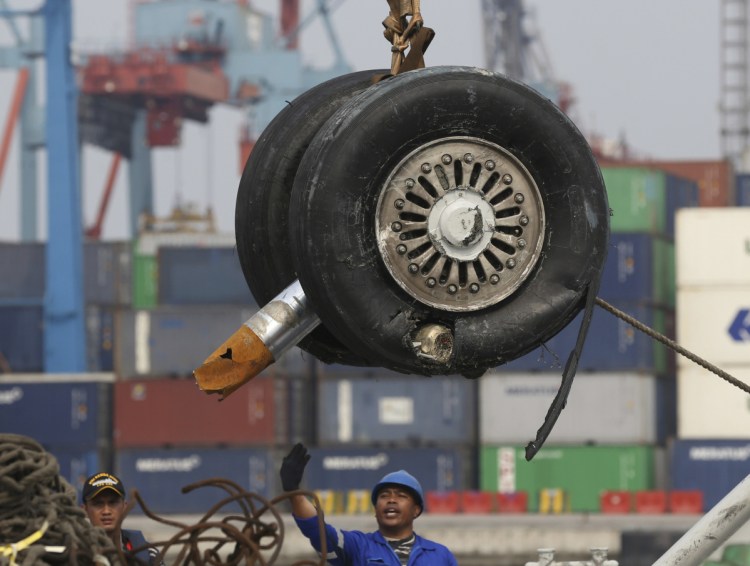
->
[
  {"left": 81, "top": 472, "right": 164, "bottom": 565},
  {"left": 281, "top": 443, "right": 458, "bottom": 565}
]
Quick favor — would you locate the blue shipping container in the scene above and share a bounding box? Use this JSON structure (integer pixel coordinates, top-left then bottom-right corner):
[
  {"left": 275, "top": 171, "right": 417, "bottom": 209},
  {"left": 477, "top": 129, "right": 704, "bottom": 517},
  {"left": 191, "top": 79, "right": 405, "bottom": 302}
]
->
[
  {"left": 0, "top": 243, "right": 45, "bottom": 301},
  {"left": 317, "top": 375, "right": 476, "bottom": 445},
  {"left": 599, "top": 233, "right": 674, "bottom": 306},
  {"left": 0, "top": 307, "right": 44, "bottom": 372},
  {"left": 303, "top": 446, "right": 468, "bottom": 492},
  {"left": 664, "top": 173, "right": 699, "bottom": 236},
  {"left": 0, "top": 378, "right": 113, "bottom": 448},
  {"left": 737, "top": 173, "right": 750, "bottom": 206},
  {"left": 86, "top": 305, "right": 115, "bottom": 372},
  {"left": 116, "top": 447, "right": 276, "bottom": 514},
  {"left": 498, "top": 301, "right": 674, "bottom": 373},
  {"left": 157, "top": 247, "right": 256, "bottom": 306},
  {"left": 84, "top": 241, "right": 132, "bottom": 306},
  {"left": 51, "top": 447, "right": 104, "bottom": 498},
  {"left": 670, "top": 439, "right": 750, "bottom": 509}
]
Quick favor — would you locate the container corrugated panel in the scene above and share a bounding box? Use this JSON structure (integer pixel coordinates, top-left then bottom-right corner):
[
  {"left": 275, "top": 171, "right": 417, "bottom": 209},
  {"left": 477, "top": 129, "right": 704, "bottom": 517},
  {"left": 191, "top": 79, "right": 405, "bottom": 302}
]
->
[
  {"left": 84, "top": 241, "right": 132, "bottom": 306},
  {"left": 0, "top": 306, "right": 44, "bottom": 372},
  {"left": 116, "top": 446, "right": 276, "bottom": 514},
  {"left": 599, "top": 233, "right": 674, "bottom": 306},
  {"left": 132, "top": 254, "right": 157, "bottom": 309},
  {"left": 664, "top": 173, "right": 700, "bottom": 237},
  {"left": 677, "top": 287, "right": 750, "bottom": 367},
  {"left": 480, "top": 445, "right": 656, "bottom": 512},
  {"left": 114, "top": 306, "right": 258, "bottom": 378},
  {"left": 602, "top": 168, "right": 668, "bottom": 234},
  {"left": 0, "top": 375, "right": 113, "bottom": 447},
  {"left": 85, "top": 305, "right": 116, "bottom": 372},
  {"left": 677, "top": 366, "right": 750, "bottom": 438},
  {"left": 51, "top": 447, "right": 106, "bottom": 497},
  {"left": 670, "top": 440, "right": 750, "bottom": 509},
  {"left": 498, "top": 301, "right": 673, "bottom": 374},
  {"left": 479, "top": 372, "right": 672, "bottom": 445},
  {"left": 317, "top": 375, "right": 476, "bottom": 445},
  {"left": 114, "top": 376, "right": 287, "bottom": 447},
  {"left": 676, "top": 208, "right": 750, "bottom": 286},
  {"left": 0, "top": 243, "right": 45, "bottom": 300},
  {"left": 644, "top": 159, "right": 733, "bottom": 207},
  {"left": 157, "top": 246, "right": 256, "bottom": 306},
  {"left": 738, "top": 174, "right": 750, "bottom": 206},
  {"left": 303, "top": 446, "right": 470, "bottom": 492}
]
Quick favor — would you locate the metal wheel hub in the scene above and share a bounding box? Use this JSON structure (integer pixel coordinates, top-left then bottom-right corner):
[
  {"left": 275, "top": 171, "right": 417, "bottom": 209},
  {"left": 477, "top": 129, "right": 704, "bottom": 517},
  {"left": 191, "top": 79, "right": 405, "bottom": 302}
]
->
[{"left": 376, "top": 136, "right": 545, "bottom": 312}]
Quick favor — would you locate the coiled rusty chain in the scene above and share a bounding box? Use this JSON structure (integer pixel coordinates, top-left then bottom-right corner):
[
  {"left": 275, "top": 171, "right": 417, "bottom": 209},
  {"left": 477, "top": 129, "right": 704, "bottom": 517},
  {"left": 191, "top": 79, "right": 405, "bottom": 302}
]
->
[
  {"left": 0, "top": 435, "right": 329, "bottom": 565},
  {"left": 0, "top": 434, "right": 121, "bottom": 566}
]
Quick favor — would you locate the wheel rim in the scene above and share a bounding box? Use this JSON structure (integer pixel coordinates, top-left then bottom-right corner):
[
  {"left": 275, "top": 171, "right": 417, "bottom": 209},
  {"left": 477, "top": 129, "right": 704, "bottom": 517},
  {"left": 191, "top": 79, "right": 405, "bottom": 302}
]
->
[{"left": 376, "top": 136, "right": 546, "bottom": 312}]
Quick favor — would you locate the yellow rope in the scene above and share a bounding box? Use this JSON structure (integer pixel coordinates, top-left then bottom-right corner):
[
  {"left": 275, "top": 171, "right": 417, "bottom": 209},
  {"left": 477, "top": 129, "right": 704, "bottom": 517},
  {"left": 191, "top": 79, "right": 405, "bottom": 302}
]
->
[{"left": 0, "top": 520, "right": 49, "bottom": 565}]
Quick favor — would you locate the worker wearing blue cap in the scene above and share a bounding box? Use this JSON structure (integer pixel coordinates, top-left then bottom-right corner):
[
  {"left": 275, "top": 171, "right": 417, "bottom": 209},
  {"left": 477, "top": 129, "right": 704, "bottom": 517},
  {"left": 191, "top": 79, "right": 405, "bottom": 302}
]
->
[{"left": 281, "top": 443, "right": 458, "bottom": 565}]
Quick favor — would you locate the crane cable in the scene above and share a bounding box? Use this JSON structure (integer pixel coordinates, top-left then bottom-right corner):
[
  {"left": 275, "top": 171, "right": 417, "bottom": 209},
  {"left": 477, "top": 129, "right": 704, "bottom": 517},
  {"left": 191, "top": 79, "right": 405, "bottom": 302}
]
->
[{"left": 596, "top": 297, "right": 750, "bottom": 395}]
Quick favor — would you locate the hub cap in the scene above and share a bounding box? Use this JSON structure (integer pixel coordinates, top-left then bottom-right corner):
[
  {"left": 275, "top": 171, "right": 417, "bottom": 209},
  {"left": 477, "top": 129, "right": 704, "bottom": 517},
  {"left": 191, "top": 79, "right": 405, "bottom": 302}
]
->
[{"left": 376, "top": 137, "right": 545, "bottom": 312}]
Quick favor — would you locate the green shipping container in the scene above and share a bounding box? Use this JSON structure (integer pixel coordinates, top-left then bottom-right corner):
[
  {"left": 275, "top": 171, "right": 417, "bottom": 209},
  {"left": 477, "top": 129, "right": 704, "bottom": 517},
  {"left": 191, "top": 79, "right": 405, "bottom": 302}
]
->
[
  {"left": 602, "top": 168, "right": 667, "bottom": 234},
  {"left": 480, "top": 445, "right": 655, "bottom": 512},
  {"left": 132, "top": 254, "right": 157, "bottom": 309}
]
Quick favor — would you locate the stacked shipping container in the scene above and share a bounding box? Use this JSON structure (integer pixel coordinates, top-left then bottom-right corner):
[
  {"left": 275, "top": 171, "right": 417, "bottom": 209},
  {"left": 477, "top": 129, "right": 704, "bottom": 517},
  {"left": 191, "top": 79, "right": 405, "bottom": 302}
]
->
[
  {"left": 477, "top": 166, "right": 698, "bottom": 511},
  {"left": 673, "top": 208, "right": 750, "bottom": 508}
]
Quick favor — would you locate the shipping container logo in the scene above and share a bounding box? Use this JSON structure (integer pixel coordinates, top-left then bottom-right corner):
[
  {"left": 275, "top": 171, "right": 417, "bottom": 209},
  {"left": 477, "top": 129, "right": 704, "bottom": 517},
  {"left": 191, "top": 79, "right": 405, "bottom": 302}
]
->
[
  {"left": 689, "top": 446, "right": 750, "bottom": 461},
  {"left": 135, "top": 455, "right": 202, "bottom": 472},
  {"left": 728, "top": 308, "right": 750, "bottom": 342},
  {"left": 322, "top": 453, "right": 389, "bottom": 471},
  {"left": 0, "top": 387, "right": 23, "bottom": 405}
]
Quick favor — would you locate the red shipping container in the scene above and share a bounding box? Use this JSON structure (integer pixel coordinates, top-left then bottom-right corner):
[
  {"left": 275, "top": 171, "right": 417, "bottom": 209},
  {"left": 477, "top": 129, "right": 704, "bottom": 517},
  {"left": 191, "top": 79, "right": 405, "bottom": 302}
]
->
[
  {"left": 114, "top": 376, "right": 287, "bottom": 447},
  {"left": 634, "top": 490, "right": 667, "bottom": 514},
  {"left": 459, "top": 491, "right": 494, "bottom": 514},
  {"left": 425, "top": 491, "right": 460, "bottom": 514},
  {"left": 600, "top": 491, "right": 631, "bottom": 514},
  {"left": 669, "top": 490, "right": 703, "bottom": 514},
  {"left": 497, "top": 492, "right": 528, "bottom": 513}
]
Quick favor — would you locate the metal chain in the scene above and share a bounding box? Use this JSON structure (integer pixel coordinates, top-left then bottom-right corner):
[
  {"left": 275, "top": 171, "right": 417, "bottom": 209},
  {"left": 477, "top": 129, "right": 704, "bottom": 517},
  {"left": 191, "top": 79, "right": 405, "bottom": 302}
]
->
[{"left": 595, "top": 297, "right": 750, "bottom": 395}]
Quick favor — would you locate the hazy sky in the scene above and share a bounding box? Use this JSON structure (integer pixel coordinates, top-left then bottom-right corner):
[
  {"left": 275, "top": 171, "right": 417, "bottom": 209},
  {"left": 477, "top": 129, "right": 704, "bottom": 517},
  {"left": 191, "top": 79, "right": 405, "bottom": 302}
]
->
[{"left": 0, "top": 0, "right": 722, "bottom": 240}]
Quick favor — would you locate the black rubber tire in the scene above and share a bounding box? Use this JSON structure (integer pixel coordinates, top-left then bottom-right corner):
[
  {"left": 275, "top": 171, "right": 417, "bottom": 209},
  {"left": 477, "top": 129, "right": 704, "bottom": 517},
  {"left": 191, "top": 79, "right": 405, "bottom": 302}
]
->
[
  {"left": 289, "top": 66, "right": 610, "bottom": 376},
  {"left": 235, "top": 70, "right": 388, "bottom": 365}
]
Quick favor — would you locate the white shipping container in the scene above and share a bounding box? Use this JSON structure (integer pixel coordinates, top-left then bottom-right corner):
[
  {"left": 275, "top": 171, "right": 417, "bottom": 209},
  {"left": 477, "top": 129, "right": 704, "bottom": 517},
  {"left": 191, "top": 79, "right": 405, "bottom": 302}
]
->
[
  {"left": 479, "top": 372, "right": 668, "bottom": 444},
  {"left": 676, "top": 208, "right": 750, "bottom": 286},
  {"left": 677, "top": 366, "right": 750, "bottom": 438},
  {"left": 676, "top": 287, "right": 750, "bottom": 367}
]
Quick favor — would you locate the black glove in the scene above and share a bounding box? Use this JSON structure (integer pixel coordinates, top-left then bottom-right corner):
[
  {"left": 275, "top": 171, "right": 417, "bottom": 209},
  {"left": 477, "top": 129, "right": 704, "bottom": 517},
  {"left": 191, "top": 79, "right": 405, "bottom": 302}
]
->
[{"left": 280, "top": 443, "right": 310, "bottom": 491}]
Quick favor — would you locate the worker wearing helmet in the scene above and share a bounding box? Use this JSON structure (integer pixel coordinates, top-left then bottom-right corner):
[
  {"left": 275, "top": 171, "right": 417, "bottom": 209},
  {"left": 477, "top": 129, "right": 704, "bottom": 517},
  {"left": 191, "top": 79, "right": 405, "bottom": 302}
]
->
[
  {"left": 280, "top": 443, "right": 458, "bottom": 565},
  {"left": 81, "top": 472, "right": 164, "bottom": 565}
]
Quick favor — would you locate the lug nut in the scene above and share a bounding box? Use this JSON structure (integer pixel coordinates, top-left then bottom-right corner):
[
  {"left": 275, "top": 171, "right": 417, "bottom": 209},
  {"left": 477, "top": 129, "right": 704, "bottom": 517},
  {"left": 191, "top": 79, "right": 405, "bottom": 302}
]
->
[
  {"left": 397, "top": 244, "right": 407, "bottom": 255},
  {"left": 441, "top": 154, "right": 452, "bottom": 164},
  {"left": 514, "top": 193, "right": 525, "bottom": 204},
  {"left": 502, "top": 174, "right": 513, "bottom": 184},
  {"left": 490, "top": 274, "right": 500, "bottom": 285},
  {"left": 506, "top": 258, "right": 516, "bottom": 269},
  {"left": 447, "top": 284, "right": 458, "bottom": 295},
  {"left": 391, "top": 222, "right": 403, "bottom": 232},
  {"left": 394, "top": 199, "right": 405, "bottom": 209},
  {"left": 517, "top": 238, "right": 527, "bottom": 249},
  {"left": 485, "top": 160, "right": 496, "bottom": 171},
  {"left": 469, "top": 283, "right": 480, "bottom": 293},
  {"left": 519, "top": 215, "right": 529, "bottom": 226},
  {"left": 406, "top": 178, "right": 415, "bottom": 188},
  {"left": 426, "top": 277, "right": 437, "bottom": 288},
  {"left": 463, "top": 153, "right": 474, "bottom": 163},
  {"left": 421, "top": 163, "right": 432, "bottom": 173},
  {"left": 408, "top": 263, "right": 419, "bottom": 274}
]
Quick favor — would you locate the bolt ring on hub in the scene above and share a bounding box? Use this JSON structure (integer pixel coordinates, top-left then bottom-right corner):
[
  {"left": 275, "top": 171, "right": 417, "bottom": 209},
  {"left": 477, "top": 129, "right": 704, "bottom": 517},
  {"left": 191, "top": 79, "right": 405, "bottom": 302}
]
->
[{"left": 376, "top": 137, "right": 545, "bottom": 312}]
